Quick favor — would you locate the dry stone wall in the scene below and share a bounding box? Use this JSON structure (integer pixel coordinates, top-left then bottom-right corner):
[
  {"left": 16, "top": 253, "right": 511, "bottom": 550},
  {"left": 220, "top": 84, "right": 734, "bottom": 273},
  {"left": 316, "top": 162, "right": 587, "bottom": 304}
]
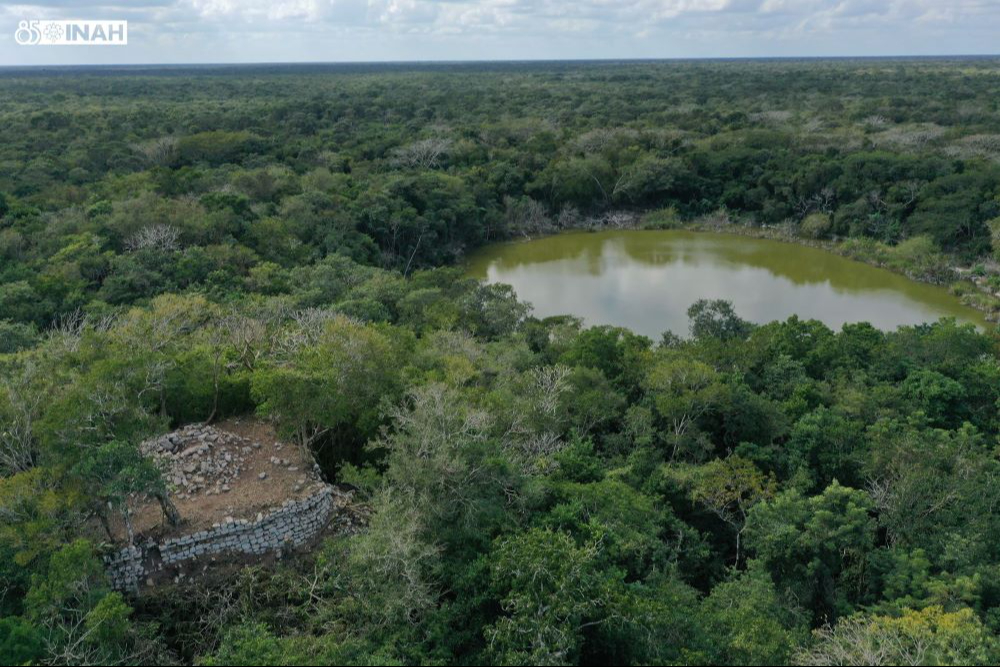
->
[{"left": 105, "top": 485, "right": 340, "bottom": 592}]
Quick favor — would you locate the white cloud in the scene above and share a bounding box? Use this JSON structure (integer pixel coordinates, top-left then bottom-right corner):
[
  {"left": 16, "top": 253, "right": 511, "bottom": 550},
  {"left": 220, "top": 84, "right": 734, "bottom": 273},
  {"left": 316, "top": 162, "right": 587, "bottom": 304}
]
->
[{"left": 2, "top": 0, "right": 999, "bottom": 64}]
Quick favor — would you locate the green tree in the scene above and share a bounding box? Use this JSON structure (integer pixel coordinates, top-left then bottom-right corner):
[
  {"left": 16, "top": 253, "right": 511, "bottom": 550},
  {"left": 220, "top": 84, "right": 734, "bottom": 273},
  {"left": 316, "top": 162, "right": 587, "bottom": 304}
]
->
[
  {"left": 252, "top": 315, "right": 403, "bottom": 448},
  {"left": 688, "top": 299, "right": 753, "bottom": 342},
  {"left": 558, "top": 325, "right": 651, "bottom": 397},
  {"left": 0, "top": 320, "right": 38, "bottom": 354},
  {"left": 702, "top": 564, "right": 807, "bottom": 666},
  {"left": 784, "top": 407, "right": 866, "bottom": 490},
  {"left": 745, "top": 482, "right": 875, "bottom": 623},
  {"left": 611, "top": 154, "right": 684, "bottom": 204},
  {"left": 24, "top": 540, "right": 146, "bottom": 665},
  {"left": 485, "top": 528, "right": 617, "bottom": 666},
  {"left": 898, "top": 369, "right": 966, "bottom": 428},
  {"left": 374, "top": 383, "right": 515, "bottom": 536},
  {"left": 688, "top": 455, "right": 776, "bottom": 567},
  {"left": 644, "top": 353, "right": 725, "bottom": 460},
  {"left": 202, "top": 622, "right": 401, "bottom": 666},
  {"left": 865, "top": 421, "right": 999, "bottom": 564},
  {"left": 72, "top": 440, "right": 177, "bottom": 544},
  {"left": 320, "top": 489, "right": 443, "bottom": 632},
  {"left": 795, "top": 606, "right": 1000, "bottom": 666},
  {"left": 0, "top": 468, "right": 84, "bottom": 596},
  {"left": 0, "top": 616, "right": 43, "bottom": 665}
]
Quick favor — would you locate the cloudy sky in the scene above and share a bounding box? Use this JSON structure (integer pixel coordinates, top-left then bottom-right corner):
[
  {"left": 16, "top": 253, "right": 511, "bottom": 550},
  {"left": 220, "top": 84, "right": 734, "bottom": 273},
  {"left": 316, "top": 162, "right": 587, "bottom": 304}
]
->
[{"left": 1, "top": 0, "right": 998, "bottom": 65}]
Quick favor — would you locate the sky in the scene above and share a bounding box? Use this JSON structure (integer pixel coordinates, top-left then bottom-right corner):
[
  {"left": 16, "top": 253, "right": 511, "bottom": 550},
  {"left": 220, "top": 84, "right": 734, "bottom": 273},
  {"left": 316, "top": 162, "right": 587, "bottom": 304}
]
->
[{"left": 0, "top": 0, "right": 998, "bottom": 66}]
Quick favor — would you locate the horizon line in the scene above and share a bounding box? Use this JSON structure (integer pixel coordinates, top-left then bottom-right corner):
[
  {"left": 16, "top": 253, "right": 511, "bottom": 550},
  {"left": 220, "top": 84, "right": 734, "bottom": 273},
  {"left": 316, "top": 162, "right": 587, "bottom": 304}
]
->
[{"left": 3, "top": 53, "right": 1000, "bottom": 70}]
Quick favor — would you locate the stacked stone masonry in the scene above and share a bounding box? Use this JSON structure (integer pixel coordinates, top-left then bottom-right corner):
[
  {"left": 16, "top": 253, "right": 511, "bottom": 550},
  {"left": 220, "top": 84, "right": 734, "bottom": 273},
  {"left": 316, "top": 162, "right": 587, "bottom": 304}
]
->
[{"left": 105, "top": 485, "right": 338, "bottom": 592}]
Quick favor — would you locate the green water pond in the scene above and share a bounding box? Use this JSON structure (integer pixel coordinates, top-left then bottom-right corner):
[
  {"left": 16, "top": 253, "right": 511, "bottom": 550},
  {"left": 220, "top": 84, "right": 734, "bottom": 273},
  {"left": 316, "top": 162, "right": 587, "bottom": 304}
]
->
[{"left": 465, "top": 230, "right": 987, "bottom": 338}]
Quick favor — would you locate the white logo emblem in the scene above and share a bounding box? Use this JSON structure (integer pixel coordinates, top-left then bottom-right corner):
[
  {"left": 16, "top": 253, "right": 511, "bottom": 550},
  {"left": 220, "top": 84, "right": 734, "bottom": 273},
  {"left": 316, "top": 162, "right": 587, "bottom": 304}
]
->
[
  {"left": 14, "top": 20, "right": 40, "bottom": 45},
  {"left": 15, "top": 19, "right": 127, "bottom": 46}
]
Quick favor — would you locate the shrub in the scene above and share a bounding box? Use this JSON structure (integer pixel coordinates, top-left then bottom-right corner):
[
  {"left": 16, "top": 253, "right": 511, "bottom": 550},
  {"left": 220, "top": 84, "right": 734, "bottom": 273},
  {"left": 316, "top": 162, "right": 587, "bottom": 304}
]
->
[
  {"left": 799, "top": 212, "right": 832, "bottom": 239},
  {"left": 641, "top": 207, "right": 683, "bottom": 230}
]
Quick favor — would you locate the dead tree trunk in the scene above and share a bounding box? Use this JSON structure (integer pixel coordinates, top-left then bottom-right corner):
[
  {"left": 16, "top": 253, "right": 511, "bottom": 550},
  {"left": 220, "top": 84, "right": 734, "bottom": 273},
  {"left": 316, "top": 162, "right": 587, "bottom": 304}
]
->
[{"left": 155, "top": 492, "right": 181, "bottom": 527}]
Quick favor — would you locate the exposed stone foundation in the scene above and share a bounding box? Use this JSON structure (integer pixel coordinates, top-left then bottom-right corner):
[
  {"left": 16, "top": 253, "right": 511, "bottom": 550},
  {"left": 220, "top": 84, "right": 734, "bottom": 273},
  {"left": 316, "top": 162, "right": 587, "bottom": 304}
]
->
[{"left": 105, "top": 485, "right": 344, "bottom": 592}]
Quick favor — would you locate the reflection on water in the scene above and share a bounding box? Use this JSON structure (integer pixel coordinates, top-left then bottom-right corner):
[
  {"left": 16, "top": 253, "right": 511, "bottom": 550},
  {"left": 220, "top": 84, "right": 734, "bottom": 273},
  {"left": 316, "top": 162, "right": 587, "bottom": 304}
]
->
[{"left": 465, "top": 230, "right": 986, "bottom": 338}]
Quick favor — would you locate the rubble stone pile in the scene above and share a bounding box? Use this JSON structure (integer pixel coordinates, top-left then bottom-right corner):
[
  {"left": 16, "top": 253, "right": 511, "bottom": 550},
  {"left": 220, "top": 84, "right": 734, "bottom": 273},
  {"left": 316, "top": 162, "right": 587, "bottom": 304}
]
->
[
  {"left": 141, "top": 424, "right": 254, "bottom": 498},
  {"left": 140, "top": 424, "right": 320, "bottom": 498}
]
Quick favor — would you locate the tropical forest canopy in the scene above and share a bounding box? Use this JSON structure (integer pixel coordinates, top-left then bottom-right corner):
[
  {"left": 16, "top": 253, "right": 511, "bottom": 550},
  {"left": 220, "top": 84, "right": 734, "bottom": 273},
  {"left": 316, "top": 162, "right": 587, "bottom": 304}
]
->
[{"left": 1, "top": 59, "right": 1000, "bottom": 665}]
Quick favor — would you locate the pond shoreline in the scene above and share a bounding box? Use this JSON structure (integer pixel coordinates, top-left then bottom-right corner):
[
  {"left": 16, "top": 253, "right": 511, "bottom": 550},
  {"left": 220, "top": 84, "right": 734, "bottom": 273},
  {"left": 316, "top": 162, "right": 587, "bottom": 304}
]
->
[
  {"left": 686, "top": 223, "right": 1000, "bottom": 325},
  {"left": 487, "top": 219, "right": 1000, "bottom": 326}
]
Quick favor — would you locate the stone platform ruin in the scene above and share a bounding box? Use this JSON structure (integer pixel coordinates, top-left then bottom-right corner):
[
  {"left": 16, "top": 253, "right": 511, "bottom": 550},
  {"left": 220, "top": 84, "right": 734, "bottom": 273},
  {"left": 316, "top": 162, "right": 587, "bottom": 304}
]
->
[{"left": 103, "top": 419, "right": 363, "bottom": 592}]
